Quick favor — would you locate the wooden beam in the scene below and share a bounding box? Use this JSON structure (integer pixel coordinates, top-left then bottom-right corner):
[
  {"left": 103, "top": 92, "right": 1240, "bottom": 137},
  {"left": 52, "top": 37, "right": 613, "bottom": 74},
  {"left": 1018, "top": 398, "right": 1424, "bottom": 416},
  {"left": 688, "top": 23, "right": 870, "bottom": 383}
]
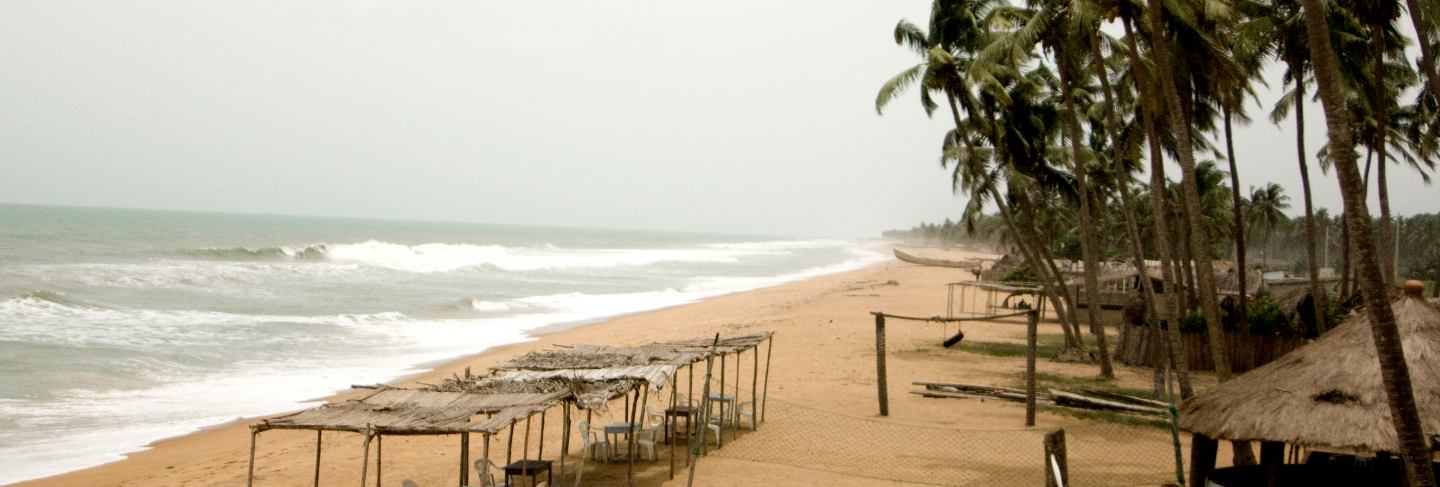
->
[
  {"left": 1027, "top": 310, "right": 1038, "bottom": 426},
  {"left": 875, "top": 313, "right": 889, "bottom": 416},
  {"left": 1044, "top": 429, "right": 1068, "bottom": 487}
]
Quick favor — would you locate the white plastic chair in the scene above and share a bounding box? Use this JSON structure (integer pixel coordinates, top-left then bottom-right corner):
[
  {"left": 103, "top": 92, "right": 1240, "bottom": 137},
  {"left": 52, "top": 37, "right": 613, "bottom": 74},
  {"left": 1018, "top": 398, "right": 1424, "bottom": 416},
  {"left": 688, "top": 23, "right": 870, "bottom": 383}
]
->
[
  {"left": 736, "top": 401, "right": 756, "bottom": 430},
  {"left": 633, "top": 406, "right": 667, "bottom": 461},
  {"left": 576, "top": 420, "right": 611, "bottom": 461},
  {"left": 464, "top": 459, "right": 507, "bottom": 487}
]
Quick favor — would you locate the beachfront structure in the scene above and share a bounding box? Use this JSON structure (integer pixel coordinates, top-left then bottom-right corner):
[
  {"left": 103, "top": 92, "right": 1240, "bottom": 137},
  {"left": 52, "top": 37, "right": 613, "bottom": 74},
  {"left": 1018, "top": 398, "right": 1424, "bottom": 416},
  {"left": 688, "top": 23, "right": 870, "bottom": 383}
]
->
[
  {"left": 1178, "top": 282, "right": 1440, "bottom": 486},
  {"left": 244, "top": 332, "right": 775, "bottom": 487}
]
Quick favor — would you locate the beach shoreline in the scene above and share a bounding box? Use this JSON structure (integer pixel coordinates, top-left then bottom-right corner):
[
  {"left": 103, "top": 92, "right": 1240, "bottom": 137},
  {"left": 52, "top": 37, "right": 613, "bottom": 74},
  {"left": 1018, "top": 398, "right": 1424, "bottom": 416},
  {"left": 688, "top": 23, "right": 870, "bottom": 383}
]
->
[{"left": 15, "top": 248, "right": 1205, "bottom": 487}]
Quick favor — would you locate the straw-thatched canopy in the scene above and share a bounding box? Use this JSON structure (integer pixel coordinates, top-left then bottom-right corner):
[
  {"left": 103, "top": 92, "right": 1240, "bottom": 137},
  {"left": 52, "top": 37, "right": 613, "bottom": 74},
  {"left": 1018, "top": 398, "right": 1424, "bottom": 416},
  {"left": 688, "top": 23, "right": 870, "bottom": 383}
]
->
[
  {"left": 257, "top": 388, "right": 566, "bottom": 435},
  {"left": 435, "top": 365, "right": 680, "bottom": 410},
  {"left": 1180, "top": 289, "right": 1440, "bottom": 452}
]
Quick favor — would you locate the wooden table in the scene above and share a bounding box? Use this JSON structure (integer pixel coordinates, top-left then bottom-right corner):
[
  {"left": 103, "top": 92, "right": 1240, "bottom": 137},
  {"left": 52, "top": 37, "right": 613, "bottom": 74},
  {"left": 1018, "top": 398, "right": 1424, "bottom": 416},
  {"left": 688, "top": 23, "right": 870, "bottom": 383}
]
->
[
  {"left": 664, "top": 405, "right": 696, "bottom": 443},
  {"left": 502, "top": 459, "right": 552, "bottom": 486}
]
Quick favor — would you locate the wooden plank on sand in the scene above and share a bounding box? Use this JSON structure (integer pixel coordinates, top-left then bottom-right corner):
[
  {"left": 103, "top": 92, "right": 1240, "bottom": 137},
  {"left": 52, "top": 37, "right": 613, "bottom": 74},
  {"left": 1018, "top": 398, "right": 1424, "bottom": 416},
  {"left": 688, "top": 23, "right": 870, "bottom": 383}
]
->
[{"left": 1048, "top": 388, "right": 1163, "bottom": 415}]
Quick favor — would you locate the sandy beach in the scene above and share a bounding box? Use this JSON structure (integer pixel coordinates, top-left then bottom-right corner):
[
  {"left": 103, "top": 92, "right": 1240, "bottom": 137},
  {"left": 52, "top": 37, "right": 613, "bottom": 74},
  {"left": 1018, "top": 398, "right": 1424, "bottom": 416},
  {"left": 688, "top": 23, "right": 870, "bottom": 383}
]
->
[{"left": 16, "top": 250, "right": 1219, "bottom": 486}]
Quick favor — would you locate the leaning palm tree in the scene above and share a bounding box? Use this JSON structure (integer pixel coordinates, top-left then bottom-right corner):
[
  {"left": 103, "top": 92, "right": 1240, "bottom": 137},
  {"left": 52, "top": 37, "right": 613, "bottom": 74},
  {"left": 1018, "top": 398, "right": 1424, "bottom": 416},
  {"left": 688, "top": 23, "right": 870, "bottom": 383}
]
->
[
  {"left": 1296, "top": 0, "right": 1437, "bottom": 483},
  {"left": 1245, "top": 183, "right": 1291, "bottom": 278}
]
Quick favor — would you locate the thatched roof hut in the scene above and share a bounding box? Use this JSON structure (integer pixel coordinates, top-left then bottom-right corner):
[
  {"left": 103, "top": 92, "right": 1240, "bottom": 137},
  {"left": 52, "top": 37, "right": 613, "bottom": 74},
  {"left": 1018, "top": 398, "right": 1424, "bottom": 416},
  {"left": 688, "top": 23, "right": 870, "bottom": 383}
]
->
[{"left": 1179, "top": 282, "right": 1440, "bottom": 453}]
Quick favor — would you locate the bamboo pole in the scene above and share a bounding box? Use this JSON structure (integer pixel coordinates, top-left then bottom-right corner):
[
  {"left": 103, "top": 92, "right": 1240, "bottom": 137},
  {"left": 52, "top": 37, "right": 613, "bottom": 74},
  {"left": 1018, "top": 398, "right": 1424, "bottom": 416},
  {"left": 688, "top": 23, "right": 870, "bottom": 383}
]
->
[
  {"left": 762, "top": 336, "right": 772, "bottom": 423},
  {"left": 313, "top": 430, "right": 322, "bottom": 487},
  {"left": 875, "top": 313, "right": 889, "bottom": 416},
  {"left": 247, "top": 427, "right": 259, "bottom": 487}
]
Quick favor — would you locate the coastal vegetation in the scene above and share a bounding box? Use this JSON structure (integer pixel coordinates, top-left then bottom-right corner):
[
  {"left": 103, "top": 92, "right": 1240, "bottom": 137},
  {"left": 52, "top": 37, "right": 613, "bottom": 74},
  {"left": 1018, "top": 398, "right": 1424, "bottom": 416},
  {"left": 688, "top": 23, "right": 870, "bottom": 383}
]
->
[{"left": 877, "top": 0, "right": 1438, "bottom": 483}]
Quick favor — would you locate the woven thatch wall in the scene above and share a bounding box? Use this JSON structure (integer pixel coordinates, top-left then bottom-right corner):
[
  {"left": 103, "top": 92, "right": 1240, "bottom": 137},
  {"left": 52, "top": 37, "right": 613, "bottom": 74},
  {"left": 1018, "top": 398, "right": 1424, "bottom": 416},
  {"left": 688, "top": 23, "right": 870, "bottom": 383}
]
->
[{"left": 1117, "top": 324, "right": 1306, "bottom": 373}]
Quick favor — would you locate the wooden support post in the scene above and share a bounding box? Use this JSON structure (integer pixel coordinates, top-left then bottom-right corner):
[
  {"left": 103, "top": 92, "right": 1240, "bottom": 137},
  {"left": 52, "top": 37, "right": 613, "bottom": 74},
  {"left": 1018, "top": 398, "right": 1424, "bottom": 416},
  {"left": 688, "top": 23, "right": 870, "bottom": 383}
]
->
[
  {"left": 247, "top": 427, "right": 259, "bottom": 487},
  {"left": 561, "top": 401, "right": 569, "bottom": 483},
  {"left": 719, "top": 353, "right": 727, "bottom": 443},
  {"left": 630, "top": 384, "right": 649, "bottom": 486},
  {"left": 482, "top": 434, "right": 492, "bottom": 486},
  {"left": 670, "top": 372, "right": 678, "bottom": 479},
  {"left": 359, "top": 427, "right": 373, "bottom": 487},
  {"left": 460, "top": 433, "right": 469, "bottom": 487},
  {"left": 1044, "top": 429, "right": 1068, "bottom": 487},
  {"left": 374, "top": 434, "right": 382, "bottom": 487},
  {"left": 762, "top": 336, "right": 773, "bottom": 423},
  {"left": 1261, "top": 440, "right": 1284, "bottom": 487},
  {"left": 875, "top": 313, "right": 889, "bottom": 416},
  {"left": 687, "top": 334, "right": 719, "bottom": 487},
  {"left": 522, "top": 414, "right": 532, "bottom": 464},
  {"left": 506, "top": 421, "right": 515, "bottom": 466},
  {"left": 1190, "top": 433, "right": 1219, "bottom": 487},
  {"left": 313, "top": 430, "right": 322, "bottom": 487},
  {"left": 1026, "top": 310, "right": 1039, "bottom": 427},
  {"left": 538, "top": 408, "right": 547, "bottom": 460},
  {"left": 751, "top": 343, "right": 759, "bottom": 430}
]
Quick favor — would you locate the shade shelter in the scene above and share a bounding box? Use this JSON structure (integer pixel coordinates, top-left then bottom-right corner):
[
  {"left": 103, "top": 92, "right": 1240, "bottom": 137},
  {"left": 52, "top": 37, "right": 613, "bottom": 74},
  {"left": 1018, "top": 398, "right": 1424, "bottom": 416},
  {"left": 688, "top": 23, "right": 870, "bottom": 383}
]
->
[
  {"left": 1179, "top": 281, "right": 1440, "bottom": 485},
  {"left": 247, "top": 387, "right": 566, "bottom": 487}
]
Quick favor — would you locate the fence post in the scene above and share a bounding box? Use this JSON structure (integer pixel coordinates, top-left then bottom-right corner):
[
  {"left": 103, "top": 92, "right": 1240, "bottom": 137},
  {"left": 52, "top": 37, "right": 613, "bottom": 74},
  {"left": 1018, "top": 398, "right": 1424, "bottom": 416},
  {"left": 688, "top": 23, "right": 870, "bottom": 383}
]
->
[
  {"left": 1044, "top": 429, "right": 1068, "bottom": 487},
  {"left": 875, "top": 312, "right": 889, "bottom": 417},
  {"left": 1026, "top": 310, "right": 1038, "bottom": 427}
]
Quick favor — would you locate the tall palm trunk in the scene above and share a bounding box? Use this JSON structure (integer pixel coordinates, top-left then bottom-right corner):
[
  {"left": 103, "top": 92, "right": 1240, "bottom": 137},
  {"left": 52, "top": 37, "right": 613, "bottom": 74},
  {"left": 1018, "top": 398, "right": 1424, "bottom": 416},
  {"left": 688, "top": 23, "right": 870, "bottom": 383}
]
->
[
  {"left": 1090, "top": 27, "right": 1164, "bottom": 391},
  {"left": 1372, "top": 23, "right": 1396, "bottom": 286},
  {"left": 1017, "top": 189, "right": 1093, "bottom": 347},
  {"left": 1057, "top": 47, "right": 1116, "bottom": 378},
  {"left": 1222, "top": 109, "right": 1250, "bottom": 331},
  {"left": 1122, "top": 17, "right": 1193, "bottom": 398},
  {"left": 1144, "top": 0, "right": 1232, "bottom": 383},
  {"left": 1299, "top": 0, "right": 1436, "bottom": 484},
  {"left": 1404, "top": 0, "right": 1440, "bottom": 100},
  {"left": 944, "top": 91, "right": 1087, "bottom": 352},
  {"left": 1292, "top": 75, "right": 1326, "bottom": 335}
]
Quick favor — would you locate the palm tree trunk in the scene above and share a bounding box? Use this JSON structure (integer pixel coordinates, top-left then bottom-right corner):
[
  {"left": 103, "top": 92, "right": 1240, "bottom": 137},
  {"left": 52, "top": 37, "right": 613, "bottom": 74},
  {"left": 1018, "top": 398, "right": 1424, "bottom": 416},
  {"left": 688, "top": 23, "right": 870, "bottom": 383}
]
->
[
  {"left": 1298, "top": 0, "right": 1436, "bottom": 484},
  {"left": 1090, "top": 27, "right": 1164, "bottom": 390},
  {"left": 943, "top": 91, "right": 1087, "bottom": 352},
  {"left": 1122, "top": 16, "right": 1193, "bottom": 398},
  {"left": 1057, "top": 47, "right": 1115, "bottom": 378},
  {"left": 1293, "top": 76, "right": 1326, "bottom": 336},
  {"left": 1222, "top": 108, "right": 1250, "bottom": 331},
  {"left": 1372, "top": 22, "right": 1395, "bottom": 287},
  {"left": 1404, "top": 0, "right": 1440, "bottom": 100},
  {"left": 1016, "top": 189, "right": 1092, "bottom": 348},
  {"left": 1145, "top": 0, "right": 1233, "bottom": 383}
]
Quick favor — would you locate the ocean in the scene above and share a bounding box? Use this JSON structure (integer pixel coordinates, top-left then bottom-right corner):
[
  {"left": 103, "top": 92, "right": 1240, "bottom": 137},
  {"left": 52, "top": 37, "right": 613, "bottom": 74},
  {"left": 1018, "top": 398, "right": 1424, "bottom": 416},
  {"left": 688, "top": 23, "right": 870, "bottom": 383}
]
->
[{"left": 0, "top": 204, "right": 884, "bottom": 484}]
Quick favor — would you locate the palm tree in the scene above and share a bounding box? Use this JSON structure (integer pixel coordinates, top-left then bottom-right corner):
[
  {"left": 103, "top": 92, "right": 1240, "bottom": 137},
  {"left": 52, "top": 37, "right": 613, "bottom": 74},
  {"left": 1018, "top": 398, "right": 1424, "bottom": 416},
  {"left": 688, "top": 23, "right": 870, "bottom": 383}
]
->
[
  {"left": 1296, "top": 0, "right": 1437, "bottom": 483},
  {"left": 1245, "top": 183, "right": 1291, "bottom": 278}
]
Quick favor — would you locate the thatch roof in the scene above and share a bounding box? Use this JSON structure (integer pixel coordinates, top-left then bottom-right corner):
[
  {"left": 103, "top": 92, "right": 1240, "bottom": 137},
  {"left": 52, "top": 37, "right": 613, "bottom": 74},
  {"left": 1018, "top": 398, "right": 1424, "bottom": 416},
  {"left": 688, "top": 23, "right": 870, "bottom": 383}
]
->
[
  {"left": 257, "top": 388, "right": 566, "bottom": 435},
  {"left": 436, "top": 365, "right": 680, "bottom": 410},
  {"left": 1179, "top": 288, "right": 1440, "bottom": 452}
]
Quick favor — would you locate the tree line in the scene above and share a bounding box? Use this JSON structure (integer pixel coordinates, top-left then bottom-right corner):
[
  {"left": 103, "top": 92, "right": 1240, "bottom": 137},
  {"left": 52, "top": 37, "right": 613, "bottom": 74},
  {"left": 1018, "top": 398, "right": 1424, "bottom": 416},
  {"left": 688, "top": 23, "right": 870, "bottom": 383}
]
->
[{"left": 875, "top": 0, "right": 1438, "bottom": 483}]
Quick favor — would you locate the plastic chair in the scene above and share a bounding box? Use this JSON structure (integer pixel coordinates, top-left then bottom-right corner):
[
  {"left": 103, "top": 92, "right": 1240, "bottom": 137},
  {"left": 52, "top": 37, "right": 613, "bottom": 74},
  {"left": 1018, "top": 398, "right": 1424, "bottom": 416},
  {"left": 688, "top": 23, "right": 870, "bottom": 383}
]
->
[
  {"left": 576, "top": 420, "right": 611, "bottom": 461},
  {"left": 634, "top": 406, "right": 666, "bottom": 461},
  {"left": 465, "top": 459, "right": 507, "bottom": 487},
  {"left": 736, "top": 401, "right": 756, "bottom": 430}
]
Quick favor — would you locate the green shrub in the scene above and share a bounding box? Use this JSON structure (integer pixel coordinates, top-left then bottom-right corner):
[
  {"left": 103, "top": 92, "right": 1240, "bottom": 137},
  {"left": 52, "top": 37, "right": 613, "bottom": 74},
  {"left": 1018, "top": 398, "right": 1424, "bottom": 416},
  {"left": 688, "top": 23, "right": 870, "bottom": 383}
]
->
[
  {"left": 1246, "top": 296, "right": 1294, "bottom": 335},
  {"left": 999, "top": 264, "right": 1039, "bottom": 283}
]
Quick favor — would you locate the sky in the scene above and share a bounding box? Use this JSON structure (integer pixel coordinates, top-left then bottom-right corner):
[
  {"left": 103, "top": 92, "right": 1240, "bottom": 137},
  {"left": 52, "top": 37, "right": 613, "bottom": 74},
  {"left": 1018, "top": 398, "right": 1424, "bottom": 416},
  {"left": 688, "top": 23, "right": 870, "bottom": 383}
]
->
[{"left": 0, "top": 1, "right": 1433, "bottom": 238}]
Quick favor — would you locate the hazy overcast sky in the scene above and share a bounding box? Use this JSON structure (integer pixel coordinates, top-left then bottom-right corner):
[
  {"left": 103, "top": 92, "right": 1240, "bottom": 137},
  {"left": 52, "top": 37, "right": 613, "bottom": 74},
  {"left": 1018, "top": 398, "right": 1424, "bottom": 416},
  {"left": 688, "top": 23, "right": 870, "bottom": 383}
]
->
[{"left": 0, "top": 1, "right": 1432, "bottom": 238}]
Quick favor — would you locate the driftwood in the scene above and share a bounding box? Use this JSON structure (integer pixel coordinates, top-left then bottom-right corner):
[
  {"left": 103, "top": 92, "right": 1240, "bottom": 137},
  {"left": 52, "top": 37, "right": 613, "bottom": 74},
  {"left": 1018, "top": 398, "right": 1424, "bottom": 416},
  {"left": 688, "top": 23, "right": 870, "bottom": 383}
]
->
[{"left": 1048, "top": 388, "right": 1163, "bottom": 415}]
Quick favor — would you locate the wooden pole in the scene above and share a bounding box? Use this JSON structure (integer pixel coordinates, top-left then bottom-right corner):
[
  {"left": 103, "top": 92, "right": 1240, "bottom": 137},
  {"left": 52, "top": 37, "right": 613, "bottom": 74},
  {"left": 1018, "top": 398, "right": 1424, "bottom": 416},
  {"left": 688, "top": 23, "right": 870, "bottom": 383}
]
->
[
  {"left": 482, "top": 433, "right": 492, "bottom": 487},
  {"left": 538, "top": 408, "right": 547, "bottom": 460},
  {"left": 719, "top": 353, "right": 727, "bottom": 443},
  {"left": 1189, "top": 433, "right": 1218, "bottom": 487},
  {"left": 358, "top": 427, "right": 373, "bottom": 487},
  {"left": 875, "top": 313, "right": 889, "bottom": 416},
  {"left": 247, "top": 427, "right": 259, "bottom": 487},
  {"left": 374, "top": 434, "right": 382, "bottom": 487},
  {"left": 313, "top": 430, "right": 322, "bottom": 487},
  {"left": 762, "top": 336, "right": 773, "bottom": 423},
  {"left": 1261, "top": 440, "right": 1285, "bottom": 487},
  {"left": 1026, "top": 310, "right": 1039, "bottom": 426},
  {"left": 751, "top": 343, "right": 759, "bottom": 430},
  {"left": 561, "top": 401, "right": 569, "bottom": 483},
  {"left": 506, "top": 421, "right": 515, "bottom": 466},
  {"left": 1044, "top": 429, "right": 1068, "bottom": 487},
  {"left": 522, "top": 414, "right": 532, "bottom": 464},
  {"left": 670, "top": 371, "right": 678, "bottom": 479},
  {"left": 460, "top": 433, "right": 469, "bottom": 487},
  {"left": 687, "top": 334, "right": 720, "bottom": 487},
  {"left": 630, "top": 383, "right": 649, "bottom": 486}
]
